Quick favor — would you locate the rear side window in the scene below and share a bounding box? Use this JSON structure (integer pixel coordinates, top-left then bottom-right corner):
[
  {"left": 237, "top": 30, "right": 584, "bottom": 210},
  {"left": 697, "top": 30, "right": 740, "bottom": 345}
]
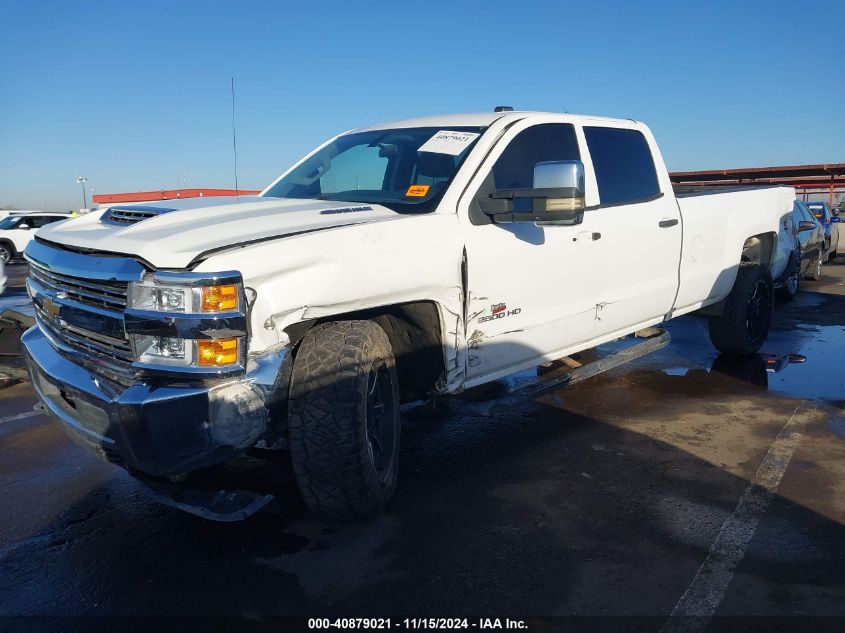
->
[{"left": 584, "top": 127, "right": 660, "bottom": 206}]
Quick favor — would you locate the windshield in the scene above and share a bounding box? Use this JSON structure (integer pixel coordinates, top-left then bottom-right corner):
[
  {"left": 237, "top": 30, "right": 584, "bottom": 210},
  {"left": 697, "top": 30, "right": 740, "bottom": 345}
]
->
[
  {"left": 262, "top": 127, "right": 484, "bottom": 213},
  {"left": 0, "top": 216, "right": 23, "bottom": 230}
]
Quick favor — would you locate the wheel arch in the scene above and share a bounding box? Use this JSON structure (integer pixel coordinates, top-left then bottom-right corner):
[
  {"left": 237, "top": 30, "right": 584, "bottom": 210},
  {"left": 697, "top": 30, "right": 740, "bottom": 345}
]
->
[
  {"left": 284, "top": 299, "right": 449, "bottom": 403},
  {"left": 740, "top": 232, "right": 777, "bottom": 272}
]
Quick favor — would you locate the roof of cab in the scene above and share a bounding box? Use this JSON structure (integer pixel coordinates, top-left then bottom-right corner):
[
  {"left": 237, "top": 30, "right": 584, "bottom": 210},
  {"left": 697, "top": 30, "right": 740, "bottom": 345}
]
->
[{"left": 357, "top": 111, "right": 641, "bottom": 132}]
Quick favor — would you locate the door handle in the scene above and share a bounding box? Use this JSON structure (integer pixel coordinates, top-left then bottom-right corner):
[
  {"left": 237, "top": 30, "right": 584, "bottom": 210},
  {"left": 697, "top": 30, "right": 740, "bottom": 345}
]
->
[
  {"left": 573, "top": 231, "right": 601, "bottom": 242},
  {"left": 659, "top": 219, "right": 679, "bottom": 228}
]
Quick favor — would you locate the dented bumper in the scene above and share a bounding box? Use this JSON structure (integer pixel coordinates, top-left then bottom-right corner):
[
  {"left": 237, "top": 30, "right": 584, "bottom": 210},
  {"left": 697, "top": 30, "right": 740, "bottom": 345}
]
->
[{"left": 23, "top": 326, "right": 289, "bottom": 477}]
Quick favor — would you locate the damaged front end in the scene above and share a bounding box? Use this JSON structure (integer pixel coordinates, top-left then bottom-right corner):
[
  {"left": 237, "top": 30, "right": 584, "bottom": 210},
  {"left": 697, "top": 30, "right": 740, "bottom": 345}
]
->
[{"left": 22, "top": 240, "right": 292, "bottom": 519}]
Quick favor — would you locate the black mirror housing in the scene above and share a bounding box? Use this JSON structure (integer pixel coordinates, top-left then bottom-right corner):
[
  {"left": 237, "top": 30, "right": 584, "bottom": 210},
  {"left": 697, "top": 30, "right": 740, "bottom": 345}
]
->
[{"left": 478, "top": 160, "right": 587, "bottom": 225}]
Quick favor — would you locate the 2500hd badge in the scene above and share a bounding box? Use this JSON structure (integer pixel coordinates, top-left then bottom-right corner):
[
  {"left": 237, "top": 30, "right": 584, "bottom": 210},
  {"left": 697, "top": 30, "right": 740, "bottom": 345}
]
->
[{"left": 478, "top": 303, "right": 522, "bottom": 323}]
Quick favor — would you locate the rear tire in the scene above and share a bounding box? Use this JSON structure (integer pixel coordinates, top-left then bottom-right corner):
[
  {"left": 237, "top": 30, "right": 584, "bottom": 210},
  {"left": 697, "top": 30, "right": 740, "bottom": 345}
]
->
[
  {"left": 288, "top": 320, "right": 400, "bottom": 520},
  {"left": 708, "top": 263, "right": 773, "bottom": 356}
]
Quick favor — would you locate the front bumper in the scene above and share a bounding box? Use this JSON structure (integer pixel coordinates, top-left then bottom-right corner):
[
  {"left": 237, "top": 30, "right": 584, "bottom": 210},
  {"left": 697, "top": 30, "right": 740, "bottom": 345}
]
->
[{"left": 23, "top": 326, "right": 290, "bottom": 476}]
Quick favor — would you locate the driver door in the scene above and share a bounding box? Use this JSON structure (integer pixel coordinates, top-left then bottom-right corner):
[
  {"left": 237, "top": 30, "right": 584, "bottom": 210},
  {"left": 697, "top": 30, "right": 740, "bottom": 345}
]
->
[{"left": 459, "top": 121, "right": 602, "bottom": 384}]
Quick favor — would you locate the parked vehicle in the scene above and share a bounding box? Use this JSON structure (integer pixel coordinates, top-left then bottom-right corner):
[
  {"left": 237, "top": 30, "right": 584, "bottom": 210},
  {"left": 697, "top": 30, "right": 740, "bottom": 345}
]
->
[
  {"left": 772, "top": 203, "right": 803, "bottom": 301},
  {"left": 22, "top": 111, "right": 795, "bottom": 520},
  {"left": 0, "top": 212, "right": 73, "bottom": 264},
  {"left": 0, "top": 259, "right": 6, "bottom": 295},
  {"left": 806, "top": 201, "right": 841, "bottom": 262},
  {"left": 793, "top": 201, "right": 826, "bottom": 281}
]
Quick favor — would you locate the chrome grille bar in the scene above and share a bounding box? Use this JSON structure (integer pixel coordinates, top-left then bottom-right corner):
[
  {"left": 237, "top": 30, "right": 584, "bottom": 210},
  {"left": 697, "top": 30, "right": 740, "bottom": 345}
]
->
[{"left": 29, "top": 264, "right": 127, "bottom": 311}]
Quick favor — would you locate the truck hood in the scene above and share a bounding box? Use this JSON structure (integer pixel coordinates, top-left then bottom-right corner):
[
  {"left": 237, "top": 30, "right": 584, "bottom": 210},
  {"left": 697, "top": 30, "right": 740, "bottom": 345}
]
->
[{"left": 35, "top": 196, "right": 413, "bottom": 269}]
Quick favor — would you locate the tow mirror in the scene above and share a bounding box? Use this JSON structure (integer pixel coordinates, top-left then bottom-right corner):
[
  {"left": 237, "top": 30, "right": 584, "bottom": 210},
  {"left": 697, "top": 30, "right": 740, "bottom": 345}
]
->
[
  {"left": 479, "top": 160, "right": 586, "bottom": 225},
  {"left": 798, "top": 220, "right": 817, "bottom": 232}
]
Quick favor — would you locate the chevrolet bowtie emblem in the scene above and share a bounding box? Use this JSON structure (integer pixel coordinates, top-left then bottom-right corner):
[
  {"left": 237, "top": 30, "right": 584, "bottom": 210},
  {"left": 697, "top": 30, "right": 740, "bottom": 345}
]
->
[{"left": 42, "top": 297, "right": 61, "bottom": 317}]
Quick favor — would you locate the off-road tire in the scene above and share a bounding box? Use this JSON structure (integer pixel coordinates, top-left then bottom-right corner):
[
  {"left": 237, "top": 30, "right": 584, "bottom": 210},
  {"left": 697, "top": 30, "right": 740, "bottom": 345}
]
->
[
  {"left": 776, "top": 256, "right": 800, "bottom": 302},
  {"left": 0, "top": 242, "right": 13, "bottom": 264},
  {"left": 708, "top": 263, "right": 773, "bottom": 356},
  {"left": 807, "top": 251, "right": 823, "bottom": 281},
  {"left": 288, "top": 320, "right": 400, "bottom": 520}
]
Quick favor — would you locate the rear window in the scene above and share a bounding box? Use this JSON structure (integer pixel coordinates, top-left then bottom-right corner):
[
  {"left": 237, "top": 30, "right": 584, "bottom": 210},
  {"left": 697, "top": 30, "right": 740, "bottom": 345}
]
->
[{"left": 584, "top": 127, "right": 660, "bottom": 206}]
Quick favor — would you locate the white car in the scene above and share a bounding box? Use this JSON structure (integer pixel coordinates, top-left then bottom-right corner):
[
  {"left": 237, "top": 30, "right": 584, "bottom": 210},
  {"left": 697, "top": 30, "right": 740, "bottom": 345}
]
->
[
  {"left": 0, "top": 212, "right": 73, "bottom": 264},
  {"left": 24, "top": 110, "right": 794, "bottom": 521}
]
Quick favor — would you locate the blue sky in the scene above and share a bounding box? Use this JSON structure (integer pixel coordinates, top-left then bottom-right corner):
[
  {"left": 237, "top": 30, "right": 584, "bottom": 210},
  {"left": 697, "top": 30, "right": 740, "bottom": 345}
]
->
[{"left": 1, "top": 0, "right": 842, "bottom": 211}]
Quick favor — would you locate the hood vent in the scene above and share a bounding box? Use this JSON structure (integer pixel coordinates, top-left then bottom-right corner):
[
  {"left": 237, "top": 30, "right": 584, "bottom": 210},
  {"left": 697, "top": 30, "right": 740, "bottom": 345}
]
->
[{"left": 100, "top": 205, "right": 177, "bottom": 227}]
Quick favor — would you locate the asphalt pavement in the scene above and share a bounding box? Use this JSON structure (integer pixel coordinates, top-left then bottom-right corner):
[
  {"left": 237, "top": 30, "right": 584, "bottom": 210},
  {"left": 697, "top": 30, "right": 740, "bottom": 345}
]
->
[{"left": 1, "top": 259, "right": 844, "bottom": 631}]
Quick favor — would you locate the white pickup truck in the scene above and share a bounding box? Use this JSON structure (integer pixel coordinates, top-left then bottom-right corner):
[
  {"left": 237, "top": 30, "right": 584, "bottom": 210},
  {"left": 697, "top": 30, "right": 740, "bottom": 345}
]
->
[{"left": 23, "top": 111, "right": 794, "bottom": 520}]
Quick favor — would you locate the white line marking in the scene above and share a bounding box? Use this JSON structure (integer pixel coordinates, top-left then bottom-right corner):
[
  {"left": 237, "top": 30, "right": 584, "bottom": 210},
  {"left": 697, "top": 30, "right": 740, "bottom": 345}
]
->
[
  {"left": 0, "top": 405, "right": 44, "bottom": 425},
  {"left": 662, "top": 403, "right": 817, "bottom": 633}
]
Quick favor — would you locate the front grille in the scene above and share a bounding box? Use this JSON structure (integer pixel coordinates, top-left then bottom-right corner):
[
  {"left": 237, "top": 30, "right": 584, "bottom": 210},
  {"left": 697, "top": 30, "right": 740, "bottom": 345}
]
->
[
  {"left": 28, "top": 260, "right": 134, "bottom": 363},
  {"left": 29, "top": 260, "right": 127, "bottom": 311},
  {"left": 100, "top": 206, "right": 174, "bottom": 227}
]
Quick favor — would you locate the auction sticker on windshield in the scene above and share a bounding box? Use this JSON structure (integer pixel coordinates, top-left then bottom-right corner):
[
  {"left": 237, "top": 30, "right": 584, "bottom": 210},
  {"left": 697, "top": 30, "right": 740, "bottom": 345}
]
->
[
  {"left": 418, "top": 130, "right": 480, "bottom": 156},
  {"left": 405, "top": 185, "right": 430, "bottom": 197}
]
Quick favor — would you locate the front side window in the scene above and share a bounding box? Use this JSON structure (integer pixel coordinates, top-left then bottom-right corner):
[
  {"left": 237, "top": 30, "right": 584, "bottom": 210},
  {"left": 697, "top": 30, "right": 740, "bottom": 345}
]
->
[
  {"left": 490, "top": 123, "right": 580, "bottom": 190},
  {"left": 584, "top": 126, "right": 660, "bottom": 206},
  {"left": 262, "top": 126, "right": 483, "bottom": 213},
  {"left": 478, "top": 123, "right": 580, "bottom": 213},
  {"left": 807, "top": 203, "right": 827, "bottom": 221},
  {"left": 0, "top": 216, "right": 23, "bottom": 230}
]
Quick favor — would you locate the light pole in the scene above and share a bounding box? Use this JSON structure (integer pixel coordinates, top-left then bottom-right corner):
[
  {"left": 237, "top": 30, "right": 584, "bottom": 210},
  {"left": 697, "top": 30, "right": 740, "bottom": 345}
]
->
[{"left": 76, "top": 176, "right": 88, "bottom": 210}]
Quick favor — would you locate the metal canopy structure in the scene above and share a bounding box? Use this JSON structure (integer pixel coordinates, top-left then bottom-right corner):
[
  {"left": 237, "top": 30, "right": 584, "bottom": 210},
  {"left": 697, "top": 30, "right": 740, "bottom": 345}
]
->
[{"left": 670, "top": 163, "right": 845, "bottom": 206}]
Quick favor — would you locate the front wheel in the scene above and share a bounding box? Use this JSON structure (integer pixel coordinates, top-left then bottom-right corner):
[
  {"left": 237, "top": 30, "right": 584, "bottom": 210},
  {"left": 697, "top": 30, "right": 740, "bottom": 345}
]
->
[
  {"left": 0, "top": 243, "right": 12, "bottom": 264},
  {"left": 708, "top": 263, "right": 773, "bottom": 356},
  {"left": 288, "top": 320, "right": 400, "bottom": 520},
  {"left": 777, "top": 258, "right": 800, "bottom": 302},
  {"left": 807, "top": 251, "right": 823, "bottom": 281}
]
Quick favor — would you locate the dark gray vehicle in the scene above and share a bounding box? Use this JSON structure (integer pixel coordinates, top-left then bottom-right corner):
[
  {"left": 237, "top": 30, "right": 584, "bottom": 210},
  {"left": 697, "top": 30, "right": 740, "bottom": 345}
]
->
[{"left": 793, "top": 201, "right": 826, "bottom": 281}]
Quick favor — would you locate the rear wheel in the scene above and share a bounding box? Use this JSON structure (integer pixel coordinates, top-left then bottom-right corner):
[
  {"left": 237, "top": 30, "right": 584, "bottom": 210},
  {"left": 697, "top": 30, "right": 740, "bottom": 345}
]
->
[
  {"left": 708, "top": 263, "right": 773, "bottom": 356},
  {"left": 288, "top": 320, "right": 400, "bottom": 520}
]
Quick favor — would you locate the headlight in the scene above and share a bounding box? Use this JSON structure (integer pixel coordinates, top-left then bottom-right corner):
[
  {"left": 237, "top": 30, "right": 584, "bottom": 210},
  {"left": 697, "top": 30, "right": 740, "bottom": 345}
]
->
[
  {"left": 133, "top": 334, "right": 193, "bottom": 366},
  {"left": 126, "top": 272, "right": 247, "bottom": 372},
  {"left": 128, "top": 278, "right": 242, "bottom": 313}
]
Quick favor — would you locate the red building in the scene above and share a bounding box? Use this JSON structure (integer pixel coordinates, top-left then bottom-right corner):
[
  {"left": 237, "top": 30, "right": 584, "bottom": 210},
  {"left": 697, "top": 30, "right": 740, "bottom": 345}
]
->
[{"left": 92, "top": 188, "right": 261, "bottom": 206}]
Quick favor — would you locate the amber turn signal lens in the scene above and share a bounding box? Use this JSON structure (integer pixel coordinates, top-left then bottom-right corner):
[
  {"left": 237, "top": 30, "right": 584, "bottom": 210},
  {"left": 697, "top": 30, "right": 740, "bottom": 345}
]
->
[
  {"left": 197, "top": 338, "right": 239, "bottom": 367},
  {"left": 201, "top": 285, "right": 238, "bottom": 311}
]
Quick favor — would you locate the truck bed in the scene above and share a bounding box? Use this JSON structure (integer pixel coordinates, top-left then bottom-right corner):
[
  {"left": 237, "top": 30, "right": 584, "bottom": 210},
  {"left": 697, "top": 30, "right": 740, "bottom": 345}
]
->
[
  {"left": 672, "top": 185, "right": 794, "bottom": 315},
  {"left": 673, "top": 184, "right": 788, "bottom": 197}
]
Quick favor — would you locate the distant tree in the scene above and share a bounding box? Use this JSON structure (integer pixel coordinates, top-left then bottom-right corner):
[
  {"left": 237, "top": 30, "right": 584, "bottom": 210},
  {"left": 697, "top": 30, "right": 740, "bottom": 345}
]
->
[{"left": 1, "top": 205, "right": 19, "bottom": 210}]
